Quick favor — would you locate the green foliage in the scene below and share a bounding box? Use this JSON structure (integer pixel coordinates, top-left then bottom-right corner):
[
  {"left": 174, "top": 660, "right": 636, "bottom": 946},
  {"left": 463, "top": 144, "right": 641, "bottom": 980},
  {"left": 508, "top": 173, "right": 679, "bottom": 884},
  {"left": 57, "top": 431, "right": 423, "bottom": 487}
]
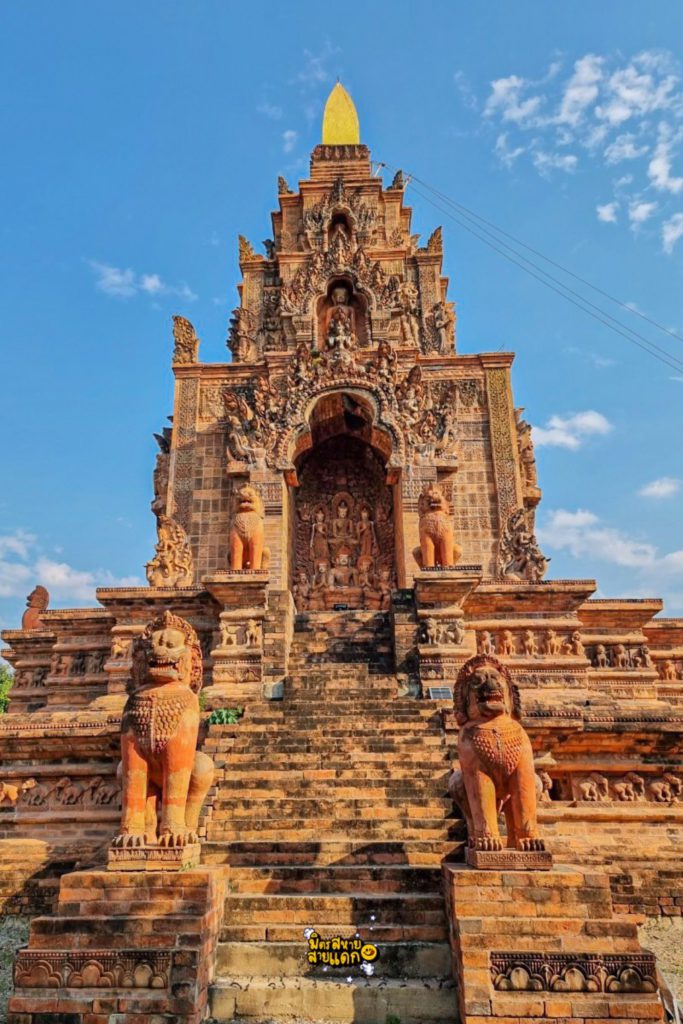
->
[
  {"left": 198, "top": 690, "right": 207, "bottom": 712},
  {"left": 0, "top": 665, "right": 14, "bottom": 715},
  {"left": 386, "top": 1015, "right": 402, "bottom": 1024},
  {"left": 207, "top": 706, "right": 244, "bottom": 726}
]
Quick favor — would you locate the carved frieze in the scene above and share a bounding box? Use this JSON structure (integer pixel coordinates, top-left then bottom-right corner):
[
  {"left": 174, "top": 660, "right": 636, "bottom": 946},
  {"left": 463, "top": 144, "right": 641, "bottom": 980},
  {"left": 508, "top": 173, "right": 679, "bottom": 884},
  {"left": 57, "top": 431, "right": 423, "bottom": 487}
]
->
[
  {"left": 490, "top": 951, "right": 657, "bottom": 993},
  {"left": 14, "top": 949, "right": 170, "bottom": 989}
]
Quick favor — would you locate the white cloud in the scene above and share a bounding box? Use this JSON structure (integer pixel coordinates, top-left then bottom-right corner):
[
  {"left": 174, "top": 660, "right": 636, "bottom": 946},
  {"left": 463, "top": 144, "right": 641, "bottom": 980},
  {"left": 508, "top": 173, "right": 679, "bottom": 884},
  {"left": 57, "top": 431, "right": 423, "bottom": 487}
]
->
[
  {"left": 556, "top": 54, "right": 603, "bottom": 126},
  {"left": 596, "top": 61, "right": 679, "bottom": 125},
  {"left": 604, "top": 133, "right": 649, "bottom": 163},
  {"left": 537, "top": 508, "right": 656, "bottom": 568},
  {"left": 0, "top": 530, "right": 141, "bottom": 606},
  {"left": 257, "top": 101, "right": 283, "bottom": 120},
  {"left": 648, "top": 126, "right": 683, "bottom": 194},
  {"left": 628, "top": 200, "right": 657, "bottom": 224},
  {"left": 88, "top": 261, "right": 197, "bottom": 302},
  {"left": 662, "top": 212, "right": 683, "bottom": 253},
  {"left": 597, "top": 201, "right": 619, "bottom": 222},
  {"left": 532, "top": 410, "right": 613, "bottom": 450},
  {"left": 532, "top": 150, "right": 578, "bottom": 175},
  {"left": 294, "top": 43, "right": 339, "bottom": 91},
  {"left": 282, "top": 129, "right": 298, "bottom": 153},
  {"left": 495, "top": 132, "right": 526, "bottom": 167},
  {"left": 454, "top": 70, "right": 478, "bottom": 111},
  {"left": 639, "top": 477, "right": 681, "bottom": 498},
  {"left": 485, "top": 75, "right": 543, "bottom": 125},
  {"left": 89, "top": 261, "right": 137, "bottom": 298}
]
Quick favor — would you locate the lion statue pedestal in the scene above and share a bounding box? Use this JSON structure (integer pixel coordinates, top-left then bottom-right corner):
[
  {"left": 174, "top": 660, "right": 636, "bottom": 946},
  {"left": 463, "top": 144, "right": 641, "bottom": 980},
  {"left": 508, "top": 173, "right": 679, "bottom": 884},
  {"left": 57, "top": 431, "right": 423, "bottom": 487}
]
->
[{"left": 448, "top": 654, "right": 552, "bottom": 870}]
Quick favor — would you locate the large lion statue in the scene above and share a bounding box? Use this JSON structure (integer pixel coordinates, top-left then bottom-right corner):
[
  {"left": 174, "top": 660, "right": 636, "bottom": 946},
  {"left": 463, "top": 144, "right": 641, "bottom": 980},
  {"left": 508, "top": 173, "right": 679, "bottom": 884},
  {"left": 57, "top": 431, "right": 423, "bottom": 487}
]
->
[
  {"left": 112, "top": 610, "right": 214, "bottom": 849},
  {"left": 229, "top": 484, "right": 271, "bottom": 571},
  {"left": 414, "top": 483, "right": 461, "bottom": 568},
  {"left": 448, "top": 654, "right": 546, "bottom": 853}
]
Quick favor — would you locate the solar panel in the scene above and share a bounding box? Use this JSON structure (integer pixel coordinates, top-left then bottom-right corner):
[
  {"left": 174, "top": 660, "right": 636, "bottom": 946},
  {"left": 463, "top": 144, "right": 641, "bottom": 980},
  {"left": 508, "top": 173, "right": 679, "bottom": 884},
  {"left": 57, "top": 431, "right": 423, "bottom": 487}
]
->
[{"left": 428, "top": 686, "right": 453, "bottom": 700}]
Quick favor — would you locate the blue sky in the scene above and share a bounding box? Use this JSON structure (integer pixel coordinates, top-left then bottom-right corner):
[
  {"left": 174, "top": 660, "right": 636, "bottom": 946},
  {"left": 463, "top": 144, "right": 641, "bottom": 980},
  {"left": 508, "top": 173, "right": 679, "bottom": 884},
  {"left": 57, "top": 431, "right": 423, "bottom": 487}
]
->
[{"left": 2, "top": 1, "right": 683, "bottom": 632}]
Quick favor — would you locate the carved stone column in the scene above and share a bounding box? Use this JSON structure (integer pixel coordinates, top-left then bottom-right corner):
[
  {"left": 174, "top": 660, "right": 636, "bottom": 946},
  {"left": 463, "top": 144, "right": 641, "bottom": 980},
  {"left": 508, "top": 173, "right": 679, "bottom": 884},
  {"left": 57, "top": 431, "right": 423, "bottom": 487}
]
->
[
  {"left": 414, "top": 569, "right": 481, "bottom": 696},
  {"left": 203, "top": 573, "right": 269, "bottom": 704}
]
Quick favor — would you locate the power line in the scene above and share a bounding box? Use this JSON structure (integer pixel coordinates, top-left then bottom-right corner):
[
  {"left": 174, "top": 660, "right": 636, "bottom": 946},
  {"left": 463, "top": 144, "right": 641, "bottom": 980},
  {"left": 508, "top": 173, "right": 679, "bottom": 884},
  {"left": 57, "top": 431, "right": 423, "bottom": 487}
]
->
[
  {"left": 378, "top": 161, "right": 683, "bottom": 376},
  {"left": 406, "top": 171, "right": 683, "bottom": 349}
]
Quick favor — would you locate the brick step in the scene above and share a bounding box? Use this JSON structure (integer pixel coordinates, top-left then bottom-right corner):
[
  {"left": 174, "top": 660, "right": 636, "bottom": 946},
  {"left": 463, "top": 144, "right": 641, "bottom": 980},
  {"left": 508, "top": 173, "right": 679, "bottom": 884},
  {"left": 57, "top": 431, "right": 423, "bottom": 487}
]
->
[
  {"left": 208, "top": 824, "right": 458, "bottom": 842},
  {"left": 210, "top": 787, "right": 451, "bottom": 802},
  {"left": 222, "top": 892, "right": 446, "bottom": 925},
  {"left": 202, "top": 839, "right": 464, "bottom": 867},
  {"left": 210, "top": 800, "right": 453, "bottom": 818},
  {"left": 226, "top": 739, "right": 446, "bottom": 754},
  {"left": 214, "top": 939, "right": 452, "bottom": 978},
  {"left": 220, "top": 864, "right": 442, "bottom": 895},
  {"left": 220, "top": 922, "right": 449, "bottom": 943},
  {"left": 27, "top": 914, "right": 199, "bottom": 949},
  {"left": 221, "top": 754, "right": 451, "bottom": 768},
  {"left": 209, "top": 973, "right": 456, "bottom": 1023},
  {"left": 234, "top": 713, "right": 443, "bottom": 727}
]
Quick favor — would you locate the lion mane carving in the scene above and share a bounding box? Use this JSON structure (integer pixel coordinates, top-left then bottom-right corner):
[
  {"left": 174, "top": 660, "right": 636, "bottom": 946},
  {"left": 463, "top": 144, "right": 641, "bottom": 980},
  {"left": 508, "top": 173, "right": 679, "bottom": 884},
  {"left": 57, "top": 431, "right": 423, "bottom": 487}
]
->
[
  {"left": 112, "top": 610, "right": 214, "bottom": 849},
  {"left": 229, "top": 484, "right": 271, "bottom": 571},
  {"left": 448, "top": 654, "right": 546, "bottom": 853},
  {"left": 414, "top": 483, "right": 461, "bottom": 568}
]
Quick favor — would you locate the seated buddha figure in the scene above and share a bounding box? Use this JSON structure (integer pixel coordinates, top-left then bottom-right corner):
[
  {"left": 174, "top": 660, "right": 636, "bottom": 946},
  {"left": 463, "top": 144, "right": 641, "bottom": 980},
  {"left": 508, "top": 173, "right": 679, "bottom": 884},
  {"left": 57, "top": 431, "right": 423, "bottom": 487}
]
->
[
  {"left": 322, "top": 285, "right": 357, "bottom": 347},
  {"left": 309, "top": 561, "right": 330, "bottom": 611},
  {"left": 357, "top": 555, "right": 381, "bottom": 610},
  {"left": 325, "top": 548, "right": 362, "bottom": 608}
]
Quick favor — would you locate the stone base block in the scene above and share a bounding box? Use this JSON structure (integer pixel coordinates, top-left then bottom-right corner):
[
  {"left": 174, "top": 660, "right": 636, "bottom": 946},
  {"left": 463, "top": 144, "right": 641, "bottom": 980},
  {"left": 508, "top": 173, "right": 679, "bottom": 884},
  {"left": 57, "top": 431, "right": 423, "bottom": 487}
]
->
[
  {"left": 443, "top": 862, "right": 664, "bottom": 1024},
  {"left": 8, "top": 865, "right": 225, "bottom": 1024},
  {"left": 107, "top": 841, "right": 201, "bottom": 871},
  {"left": 465, "top": 847, "right": 553, "bottom": 870}
]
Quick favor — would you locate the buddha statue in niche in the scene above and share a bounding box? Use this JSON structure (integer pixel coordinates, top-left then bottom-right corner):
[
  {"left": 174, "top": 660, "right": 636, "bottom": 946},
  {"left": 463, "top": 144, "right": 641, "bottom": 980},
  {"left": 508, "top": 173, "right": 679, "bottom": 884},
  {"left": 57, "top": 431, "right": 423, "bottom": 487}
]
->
[
  {"left": 318, "top": 281, "right": 370, "bottom": 353},
  {"left": 330, "top": 496, "right": 357, "bottom": 557}
]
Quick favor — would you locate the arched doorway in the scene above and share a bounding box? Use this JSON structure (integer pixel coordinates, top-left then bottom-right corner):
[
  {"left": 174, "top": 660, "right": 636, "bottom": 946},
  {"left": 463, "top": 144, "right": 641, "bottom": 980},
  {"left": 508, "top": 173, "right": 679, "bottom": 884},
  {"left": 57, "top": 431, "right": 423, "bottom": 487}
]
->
[{"left": 292, "top": 392, "right": 396, "bottom": 612}]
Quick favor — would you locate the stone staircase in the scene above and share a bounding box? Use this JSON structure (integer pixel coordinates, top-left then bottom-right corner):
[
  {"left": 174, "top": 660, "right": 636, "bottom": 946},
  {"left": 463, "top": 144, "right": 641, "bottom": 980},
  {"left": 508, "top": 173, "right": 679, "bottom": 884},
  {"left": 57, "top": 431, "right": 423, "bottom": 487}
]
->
[{"left": 204, "top": 610, "right": 462, "bottom": 1023}]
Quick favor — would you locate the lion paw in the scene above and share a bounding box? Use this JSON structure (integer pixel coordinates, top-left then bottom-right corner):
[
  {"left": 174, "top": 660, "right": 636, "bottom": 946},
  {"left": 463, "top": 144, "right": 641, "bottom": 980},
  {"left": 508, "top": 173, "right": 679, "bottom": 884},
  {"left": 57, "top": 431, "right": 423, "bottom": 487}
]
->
[
  {"left": 517, "top": 836, "right": 546, "bottom": 851},
  {"left": 158, "top": 828, "right": 193, "bottom": 848},
  {"left": 472, "top": 835, "right": 503, "bottom": 851},
  {"left": 111, "top": 831, "right": 146, "bottom": 848}
]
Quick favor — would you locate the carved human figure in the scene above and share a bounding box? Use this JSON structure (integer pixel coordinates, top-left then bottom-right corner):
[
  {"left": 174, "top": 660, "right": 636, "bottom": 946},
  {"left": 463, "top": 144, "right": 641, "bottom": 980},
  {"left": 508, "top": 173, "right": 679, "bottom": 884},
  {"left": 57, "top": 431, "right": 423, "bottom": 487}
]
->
[
  {"left": 537, "top": 770, "right": 553, "bottom": 803},
  {"left": 21, "top": 586, "right": 49, "bottom": 630},
  {"left": 500, "top": 630, "right": 516, "bottom": 657},
  {"left": 324, "top": 285, "right": 357, "bottom": 345},
  {"left": 292, "top": 571, "right": 311, "bottom": 612},
  {"left": 356, "top": 506, "right": 378, "bottom": 559},
  {"left": 309, "top": 561, "right": 329, "bottom": 611},
  {"left": 172, "top": 315, "right": 199, "bottom": 364},
  {"left": 229, "top": 485, "right": 270, "bottom": 571},
  {"left": 499, "top": 508, "right": 548, "bottom": 582},
  {"left": 327, "top": 549, "right": 358, "bottom": 590},
  {"left": 514, "top": 408, "right": 538, "bottom": 490},
  {"left": 416, "top": 483, "right": 460, "bottom": 568},
  {"left": 447, "top": 655, "right": 546, "bottom": 853},
  {"left": 146, "top": 515, "right": 194, "bottom": 588},
  {"left": 395, "top": 280, "right": 420, "bottom": 345},
  {"left": 331, "top": 499, "right": 356, "bottom": 549},
  {"left": 309, "top": 508, "right": 330, "bottom": 564},
  {"left": 432, "top": 301, "right": 452, "bottom": 353},
  {"left": 112, "top": 611, "right": 214, "bottom": 849},
  {"left": 377, "top": 568, "right": 393, "bottom": 611}
]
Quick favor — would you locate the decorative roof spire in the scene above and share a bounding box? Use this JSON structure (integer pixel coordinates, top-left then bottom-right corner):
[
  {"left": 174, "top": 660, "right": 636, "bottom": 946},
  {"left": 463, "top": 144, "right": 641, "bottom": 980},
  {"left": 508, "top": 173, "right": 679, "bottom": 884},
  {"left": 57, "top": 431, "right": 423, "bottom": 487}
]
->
[{"left": 322, "top": 81, "right": 360, "bottom": 145}]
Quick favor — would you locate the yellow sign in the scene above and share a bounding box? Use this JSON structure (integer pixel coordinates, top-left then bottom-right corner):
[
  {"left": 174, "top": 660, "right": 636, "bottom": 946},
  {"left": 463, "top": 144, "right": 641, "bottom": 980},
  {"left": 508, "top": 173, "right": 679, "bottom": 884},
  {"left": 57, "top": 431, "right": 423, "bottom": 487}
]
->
[{"left": 306, "top": 930, "right": 379, "bottom": 968}]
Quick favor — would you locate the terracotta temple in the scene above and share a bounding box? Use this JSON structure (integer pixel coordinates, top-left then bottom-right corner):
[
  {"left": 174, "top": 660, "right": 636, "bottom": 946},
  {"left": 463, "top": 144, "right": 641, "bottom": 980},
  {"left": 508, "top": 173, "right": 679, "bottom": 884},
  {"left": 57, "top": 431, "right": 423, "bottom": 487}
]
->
[{"left": 1, "top": 83, "right": 681, "bottom": 1024}]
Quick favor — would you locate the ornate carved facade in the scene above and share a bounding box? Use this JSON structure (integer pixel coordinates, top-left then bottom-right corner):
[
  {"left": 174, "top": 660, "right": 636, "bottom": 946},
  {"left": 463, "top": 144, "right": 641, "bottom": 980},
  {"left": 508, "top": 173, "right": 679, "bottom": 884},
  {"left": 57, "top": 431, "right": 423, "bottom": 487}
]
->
[{"left": 1, "top": 83, "right": 679, "bottom": 1024}]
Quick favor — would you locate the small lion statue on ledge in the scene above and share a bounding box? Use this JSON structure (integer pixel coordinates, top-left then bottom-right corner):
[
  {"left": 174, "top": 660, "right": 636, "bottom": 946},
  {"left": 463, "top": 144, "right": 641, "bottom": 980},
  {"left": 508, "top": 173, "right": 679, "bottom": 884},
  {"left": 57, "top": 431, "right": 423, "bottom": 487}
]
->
[
  {"left": 414, "top": 483, "right": 461, "bottom": 568},
  {"left": 448, "top": 654, "right": 546, "bottom": 855},
  {"left": 229, "top": 484, "right": 271, "bottom": 571},
  {"left": 112, "top": 610, "right": 214, "bottom": 849}
]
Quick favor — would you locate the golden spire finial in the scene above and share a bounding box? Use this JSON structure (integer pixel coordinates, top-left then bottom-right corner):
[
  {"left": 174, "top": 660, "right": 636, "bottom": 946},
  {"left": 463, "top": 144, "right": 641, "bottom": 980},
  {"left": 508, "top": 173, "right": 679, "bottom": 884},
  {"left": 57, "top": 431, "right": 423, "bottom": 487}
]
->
[{"left": 322, "top": 81, "right": 360, "bottom": 145}]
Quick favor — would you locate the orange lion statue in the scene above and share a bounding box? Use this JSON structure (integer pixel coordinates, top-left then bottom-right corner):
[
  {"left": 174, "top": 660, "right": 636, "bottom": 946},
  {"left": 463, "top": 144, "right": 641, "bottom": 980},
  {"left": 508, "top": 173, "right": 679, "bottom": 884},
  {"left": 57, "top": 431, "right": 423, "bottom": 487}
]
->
[
  {"left": 112, "top": 610, "right": 214, "bottom": 849},
  {"left": 448, "top": 654, "right": 546, "bottom": 854},
  {"left": 415, "top": 483, "right": 461, "bottom": 568},
  {"left": 229, "top": 484, "right": 271, "bottom": 571}
]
